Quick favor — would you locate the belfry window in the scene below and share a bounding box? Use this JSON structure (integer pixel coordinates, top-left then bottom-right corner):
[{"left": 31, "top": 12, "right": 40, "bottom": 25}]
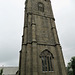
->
[
  {"left": 40, "top": 50, "right": 54, "bottom": 72},
  {"left": 38, "top": 2, "right": 44, "bottom": 12}
]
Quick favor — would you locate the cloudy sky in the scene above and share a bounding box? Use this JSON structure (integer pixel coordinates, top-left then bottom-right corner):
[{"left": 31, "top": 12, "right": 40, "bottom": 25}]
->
[{"left": 0, "top": 0, "right": 75, "bottom": 67}]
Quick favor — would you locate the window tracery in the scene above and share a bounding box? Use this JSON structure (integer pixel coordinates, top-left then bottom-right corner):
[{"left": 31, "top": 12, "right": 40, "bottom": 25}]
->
[{"left": 40, "top": 50, "right": 54, "bottom": 72}]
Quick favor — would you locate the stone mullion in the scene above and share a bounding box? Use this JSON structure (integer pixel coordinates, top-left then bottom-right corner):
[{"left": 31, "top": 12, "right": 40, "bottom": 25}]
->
[
  {"left": 50, "top": 57, "right": 53, "bottom": 71},
  {"left": 46, "top": 56, "right": 49, "bottom": 71},
  {"left": 46, "top": 56, "right": 48, "bottom": 71},
  {"left": 46, "top": 56, "right": 47, "bottom": 71}
]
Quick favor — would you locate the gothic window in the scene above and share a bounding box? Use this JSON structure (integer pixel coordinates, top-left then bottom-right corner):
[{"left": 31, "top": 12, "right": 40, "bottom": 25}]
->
[
  {"left": 38, "top": 2, "right": 44, "bottom": 12},
  {"left": 40, "top": 50, "right": 54, "bottom": 72}
]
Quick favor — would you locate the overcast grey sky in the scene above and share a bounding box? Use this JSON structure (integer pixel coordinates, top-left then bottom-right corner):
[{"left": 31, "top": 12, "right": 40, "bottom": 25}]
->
[{"left": 0, "top": 0, "right": 75, "bottom": 67}]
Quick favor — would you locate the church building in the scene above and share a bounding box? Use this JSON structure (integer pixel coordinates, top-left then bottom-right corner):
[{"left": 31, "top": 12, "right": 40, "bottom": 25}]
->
[{"left": 19, "top": 0, "right": 67, "bottom": 75}]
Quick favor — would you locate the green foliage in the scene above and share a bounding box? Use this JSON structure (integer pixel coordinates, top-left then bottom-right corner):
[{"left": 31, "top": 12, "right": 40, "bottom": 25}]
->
[
  {"left": 0, "top": 69, "right": 3, "bottom": 75},
  {"left": 67, "top": 62, "right": 73, "bottom": 75},
  {"left": 67, "top": 56, "right": 75, "bottom": 75},
  {"left": 71, "top": 57, "right": 75, "bottom": 75}
]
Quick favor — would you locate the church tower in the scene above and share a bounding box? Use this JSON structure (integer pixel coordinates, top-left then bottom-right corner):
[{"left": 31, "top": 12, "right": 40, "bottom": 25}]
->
[{"left": 19, "top": 0, "right": 67, "bottom": 75}]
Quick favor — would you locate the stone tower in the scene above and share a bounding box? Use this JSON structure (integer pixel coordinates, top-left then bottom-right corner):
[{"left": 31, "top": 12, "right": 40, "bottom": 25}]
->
[{"left": 19, "top": 0, "right": 67, "bottom": 75}]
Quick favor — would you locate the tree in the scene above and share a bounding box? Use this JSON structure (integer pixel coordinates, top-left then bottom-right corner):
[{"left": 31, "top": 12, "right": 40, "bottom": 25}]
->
[
  {"left": 0, "top": 69, "right": 3, "bottom": 75},
  {"left": 71, "top": 57, "right": 75, "bottom": 75},
  {"left": 67, "top": 56, "right": 75, "bottom": 75}
]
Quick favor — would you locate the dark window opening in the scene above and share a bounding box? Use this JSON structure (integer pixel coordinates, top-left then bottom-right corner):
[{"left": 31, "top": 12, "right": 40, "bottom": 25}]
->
[
  {"left": 38, "top": 2, "right": 44, "bottom": 12},
  {"left": 45, "top": 56, "right": 47, "bottom": 71},
  {"left": 40, "top": 50, "right": 54, "bottom": 72},
  {"left": 42, "top": 57, "right": 44, "bottom": 71}
]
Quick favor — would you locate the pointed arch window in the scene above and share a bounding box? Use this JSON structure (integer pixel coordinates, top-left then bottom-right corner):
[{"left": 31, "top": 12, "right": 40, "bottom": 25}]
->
[
  {"left": 38, "top": 2, "right": 44, "bottom": 12},
  {"left": 40, "top": 50, "right": 54, "bottom": 72}
]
